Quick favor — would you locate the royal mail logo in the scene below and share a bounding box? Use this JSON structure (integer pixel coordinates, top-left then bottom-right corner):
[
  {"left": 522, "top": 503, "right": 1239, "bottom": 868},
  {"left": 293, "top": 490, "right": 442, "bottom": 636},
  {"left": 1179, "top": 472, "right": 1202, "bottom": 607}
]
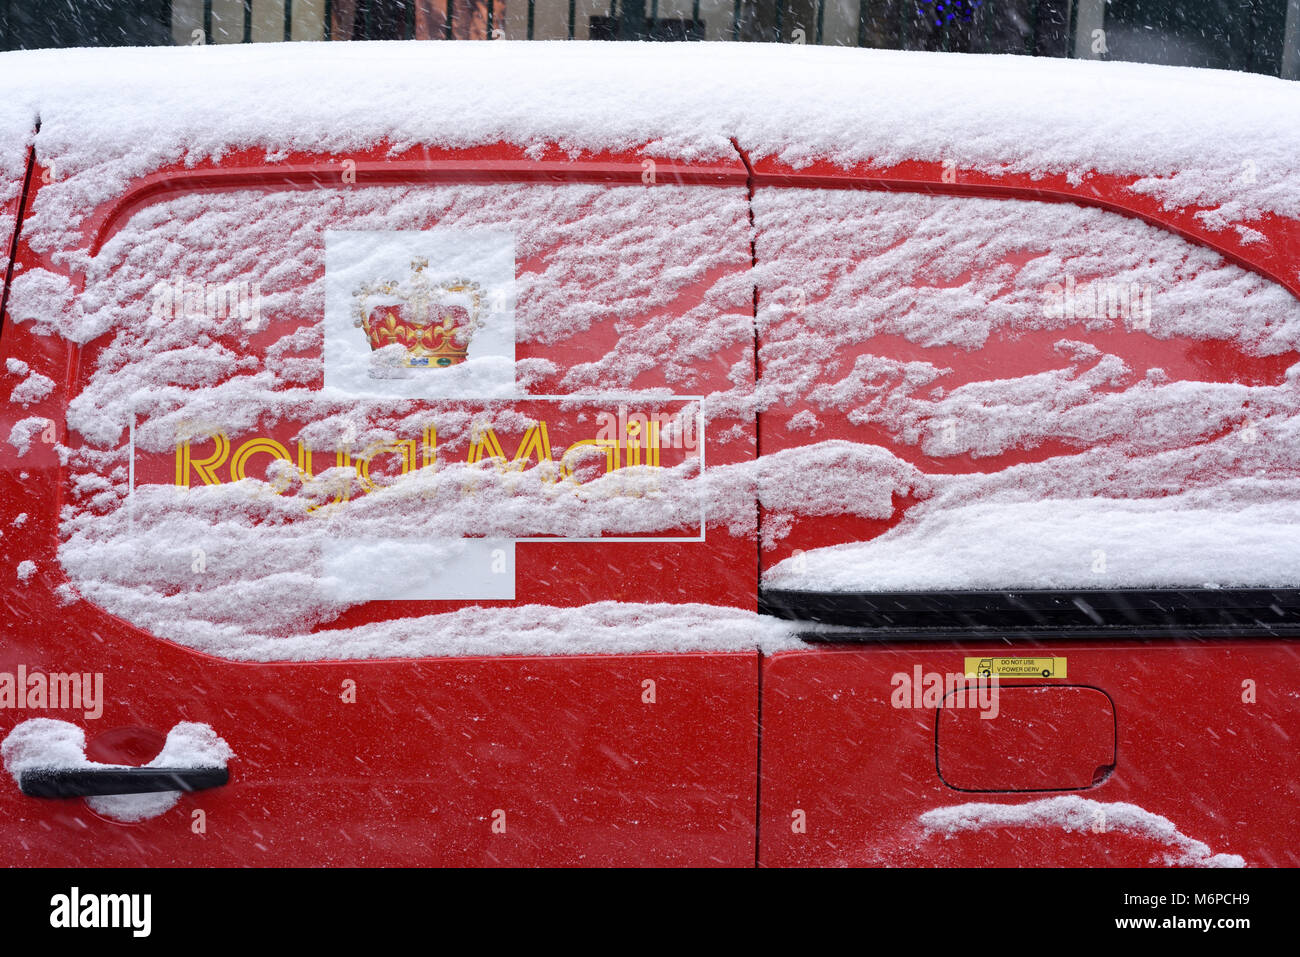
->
[
  {"left": 133, "top": 400, "right": 705, "bottom": 601},
  {"left": 353, "top": 259, "right": 485, "bottom": 370},
  {"left": 325, "top": 229, "right": 516, "bottom": 398}
]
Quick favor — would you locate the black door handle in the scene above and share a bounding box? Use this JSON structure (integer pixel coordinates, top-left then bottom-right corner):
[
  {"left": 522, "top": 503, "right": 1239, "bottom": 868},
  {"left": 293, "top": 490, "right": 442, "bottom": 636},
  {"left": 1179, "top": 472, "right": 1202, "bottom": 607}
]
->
[{"left": 18, "top": 766, "right": 229, "bottom": 798}]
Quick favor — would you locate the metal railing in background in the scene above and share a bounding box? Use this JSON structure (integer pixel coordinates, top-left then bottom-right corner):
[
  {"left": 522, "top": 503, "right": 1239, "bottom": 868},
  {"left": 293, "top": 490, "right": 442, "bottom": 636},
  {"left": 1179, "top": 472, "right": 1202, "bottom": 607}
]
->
[
  {"left": 1, "top": 0, "right": 1297, "bottom": 80},
  {"left": 172, "top": 0, "right": 1061, "bottom": 51}
]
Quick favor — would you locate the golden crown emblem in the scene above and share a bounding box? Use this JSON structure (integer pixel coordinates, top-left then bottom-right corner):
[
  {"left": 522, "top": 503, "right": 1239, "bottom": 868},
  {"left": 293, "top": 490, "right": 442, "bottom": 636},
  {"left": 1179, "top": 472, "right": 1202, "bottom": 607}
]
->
[{"left": 353, "top": 259, "right": 484, "bottom": 368}]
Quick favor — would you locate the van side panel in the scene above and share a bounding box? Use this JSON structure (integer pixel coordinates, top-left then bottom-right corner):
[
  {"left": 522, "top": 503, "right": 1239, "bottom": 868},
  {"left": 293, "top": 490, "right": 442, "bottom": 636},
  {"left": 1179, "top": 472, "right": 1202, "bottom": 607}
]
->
[
  {"left": 759, "top": 645, "right": 1299, "bottom": 867},
  {"left": 0, "top": 145, "right": 761, "bottom": 866},
  {"left": 751, "top": 159, "right": 1300, "bottom": 867}
]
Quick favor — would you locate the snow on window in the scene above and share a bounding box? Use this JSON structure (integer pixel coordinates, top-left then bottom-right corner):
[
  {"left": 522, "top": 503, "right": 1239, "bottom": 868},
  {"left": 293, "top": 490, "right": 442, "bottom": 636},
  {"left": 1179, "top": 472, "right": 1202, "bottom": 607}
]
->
[
  {"left": 7, "top": 417, "right": 47, "bottom": 457},
  {"left": 8, "top": 369, "right": 55, "bottom": 407},
  {"left": 46, "top": 182, "right": 751, "bottom": 445},
  {"left": 42, "top": 181, "right": 783, "bottom": 658},
  {"left": 756, "top": 189, "right": 1300, "bottom": 591}
]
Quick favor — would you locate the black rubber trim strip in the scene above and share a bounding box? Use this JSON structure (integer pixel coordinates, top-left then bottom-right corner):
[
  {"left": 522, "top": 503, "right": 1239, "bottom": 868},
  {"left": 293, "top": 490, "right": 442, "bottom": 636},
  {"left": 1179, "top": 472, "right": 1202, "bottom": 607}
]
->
[
  {"left": 759, "top": 587, "right": 1300, "bottom": 640},
  {"left": 0, "top": 126, "right": 38, "bottom": 338}
]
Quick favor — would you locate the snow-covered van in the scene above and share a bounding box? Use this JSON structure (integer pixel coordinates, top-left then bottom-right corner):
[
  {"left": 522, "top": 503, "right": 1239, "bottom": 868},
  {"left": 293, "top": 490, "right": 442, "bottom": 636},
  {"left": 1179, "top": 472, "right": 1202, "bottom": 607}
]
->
[{"left": 2, "top": 42, "right": 1299, "bottom": 866}]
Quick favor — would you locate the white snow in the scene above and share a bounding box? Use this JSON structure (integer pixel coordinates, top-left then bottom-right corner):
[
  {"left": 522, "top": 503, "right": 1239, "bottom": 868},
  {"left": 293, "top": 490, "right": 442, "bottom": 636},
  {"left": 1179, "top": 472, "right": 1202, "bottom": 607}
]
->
[
  {"left": 41, "top": 181, "right": 751, "bottom": 449},
  {"left": 2, "top": 42, "right": 1299, "bottom": 255},
  {"left": 756, "top": 189, "right": 1300, "bottom": 591},
  {"left": 8, "top": 369, "right": 55, "bottom": 407},
  {"left": 919, "top": 796, "right": 1246, "bottom": 867},
  {"left": 5, "top": 269, "right": 80, "bottom": 344},
  {"left": 38, "top": 171, "right": 769, "bottom": 658},
  {"left": 151, "top": 601, "right": 800, "bottom": 662},
  {"left": 6, "top": 417, "right": 46, "bottom": 456},
  {"left": 1, "top": 718, "right": 234, "bottom": 823},
  {"left": 768, "top": 493, "right": 1300, "bottom": 591},
  {"left": 0, "top": 98, "right": 34, "bottom": 277},
  {"left": 1, "top": 41, "right": 1298, "bottom": 654},
  {"left": 15, "top": 560, "right": 35, "bottom": 582}
]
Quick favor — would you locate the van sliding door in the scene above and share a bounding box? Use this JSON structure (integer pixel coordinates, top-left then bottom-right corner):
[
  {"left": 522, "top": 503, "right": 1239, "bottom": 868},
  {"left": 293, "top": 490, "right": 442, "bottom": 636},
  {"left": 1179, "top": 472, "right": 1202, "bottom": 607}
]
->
[{"left": 751, "top": 173, "right": 1300, "bottom": 867}]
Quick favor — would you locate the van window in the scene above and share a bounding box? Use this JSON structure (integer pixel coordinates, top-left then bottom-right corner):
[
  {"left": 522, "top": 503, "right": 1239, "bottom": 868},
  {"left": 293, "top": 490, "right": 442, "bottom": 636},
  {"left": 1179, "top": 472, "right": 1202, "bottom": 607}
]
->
[
  {"left": 36, "top": 178, "right": 756, "bottom": 658},
  {"left": 754, "top": 188, "right": 1300, "bottom": 595}
]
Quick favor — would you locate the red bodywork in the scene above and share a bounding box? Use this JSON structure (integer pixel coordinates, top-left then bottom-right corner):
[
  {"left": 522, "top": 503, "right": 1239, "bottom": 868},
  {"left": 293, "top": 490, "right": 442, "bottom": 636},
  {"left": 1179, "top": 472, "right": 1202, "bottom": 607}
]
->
[
  {"left": 749, "top": 154, "right": 1300, "bottom": 866},
  {"left": 0, "top": 137, "right": 1296, "bottom": 866}
]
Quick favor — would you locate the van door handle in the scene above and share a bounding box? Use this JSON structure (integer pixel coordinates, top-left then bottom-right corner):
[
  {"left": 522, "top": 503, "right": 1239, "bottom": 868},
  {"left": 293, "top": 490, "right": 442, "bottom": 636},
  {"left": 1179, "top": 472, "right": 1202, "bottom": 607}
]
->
[{"left": 18, "top": 766, "right": 229, "bottom": 798}]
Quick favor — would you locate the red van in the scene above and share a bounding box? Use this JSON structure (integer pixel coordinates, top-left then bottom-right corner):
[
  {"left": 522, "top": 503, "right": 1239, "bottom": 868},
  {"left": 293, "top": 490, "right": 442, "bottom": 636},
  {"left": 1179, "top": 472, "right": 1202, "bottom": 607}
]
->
[{"left": 1, "top": 41, "right": 1298, "bottom": 867}]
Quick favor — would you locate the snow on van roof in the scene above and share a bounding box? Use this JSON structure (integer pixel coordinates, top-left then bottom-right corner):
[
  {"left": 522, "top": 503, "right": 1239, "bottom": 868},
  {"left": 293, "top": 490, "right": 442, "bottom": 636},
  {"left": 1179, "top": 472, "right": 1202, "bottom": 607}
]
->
[{"left": 2, "top": 40, "right": 1300, "bottom": 234}]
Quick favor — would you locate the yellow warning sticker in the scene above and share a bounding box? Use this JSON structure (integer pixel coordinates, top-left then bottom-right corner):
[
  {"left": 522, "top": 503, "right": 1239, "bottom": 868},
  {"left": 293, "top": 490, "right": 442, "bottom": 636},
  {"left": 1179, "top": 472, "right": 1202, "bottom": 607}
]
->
[{"left": 964, "top": 656, "right": 1067, "bottom": 679}]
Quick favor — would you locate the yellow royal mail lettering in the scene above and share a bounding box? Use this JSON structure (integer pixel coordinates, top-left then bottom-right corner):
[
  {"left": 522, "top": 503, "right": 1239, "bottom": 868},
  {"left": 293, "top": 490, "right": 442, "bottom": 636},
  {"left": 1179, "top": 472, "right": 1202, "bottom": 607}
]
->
[
  {"left": 511, "top": 423, "right": 552, "bottom": 470},
  {"left": 294, "top": 442, "right": 351, "bottom": 507},
  {"left": 354, "top": 440, "right": 417, "bottom": 493},
  {"left": 230, "top": 438, "right": 293, "bottom": 488},
  {"left": 466, "top": 427, "right": 505, "bottom": 464},
  {"left": 175, "top": 432, "right": 230, "bottom": 486},
  {"left": 561, "top": 438, "right": 620, "bottom": 478},
  {"left": 624, "top": 419, "right": 661, "bottom": 467},
  {"left": 467, "top": 423, "right": 553, "bottom": 472},
  {"left": 169, "top": 416, "right": 673, "bottom": 495}
]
